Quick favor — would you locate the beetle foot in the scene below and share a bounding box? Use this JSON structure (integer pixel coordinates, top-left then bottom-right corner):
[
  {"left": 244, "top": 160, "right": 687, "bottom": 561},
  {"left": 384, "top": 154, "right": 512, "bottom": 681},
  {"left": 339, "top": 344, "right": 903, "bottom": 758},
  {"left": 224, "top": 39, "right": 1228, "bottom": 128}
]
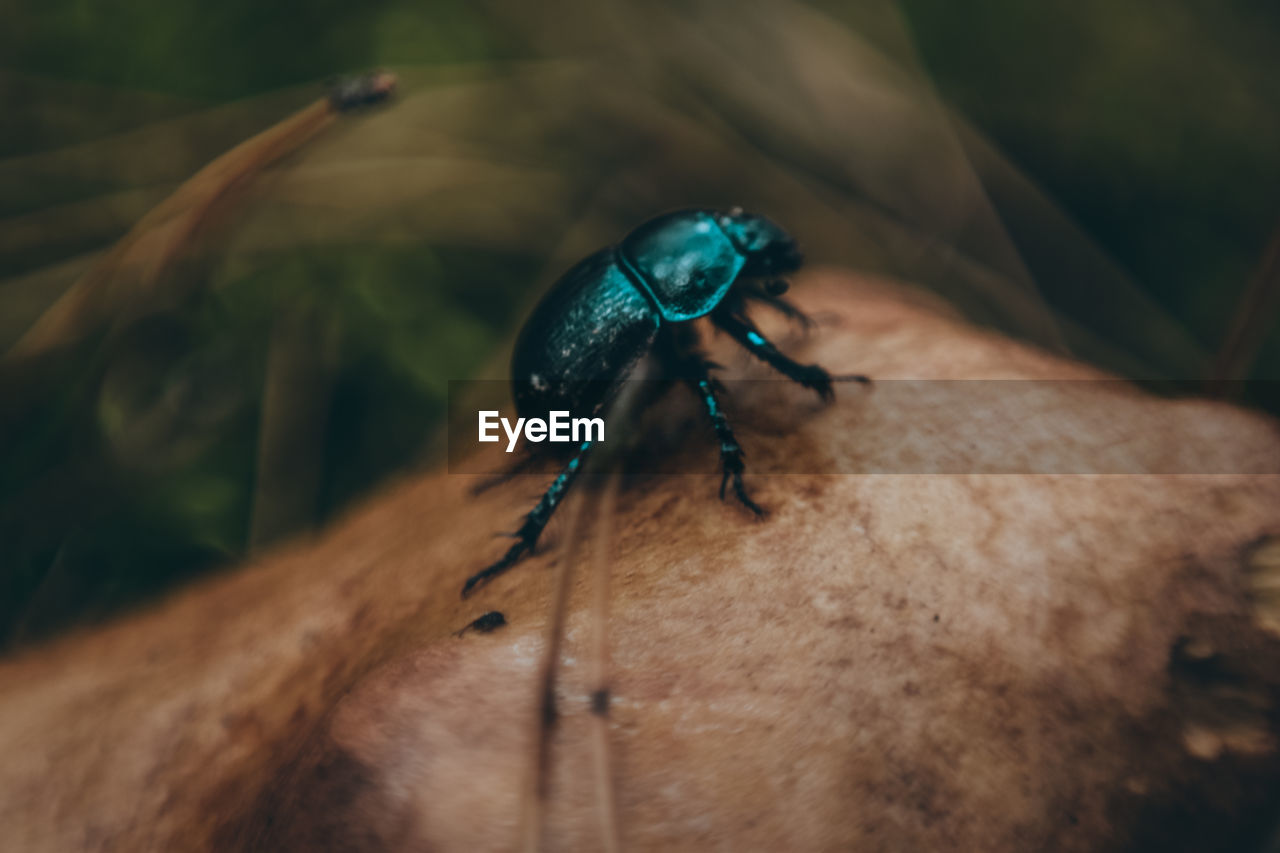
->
[
  {"left": 797, "top": 366, "right": 835, "bottom": 402},
  {"left": 719, "top": 449, "right": 766, "bottom": 517}
]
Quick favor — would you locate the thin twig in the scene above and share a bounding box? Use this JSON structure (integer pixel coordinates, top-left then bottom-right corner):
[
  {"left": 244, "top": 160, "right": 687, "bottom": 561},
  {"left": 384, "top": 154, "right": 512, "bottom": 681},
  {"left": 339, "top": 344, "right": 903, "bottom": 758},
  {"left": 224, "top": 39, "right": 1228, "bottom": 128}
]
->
[
  {"left": 5, "top": 72, "right": 395, "bottom": 363},
  {"left": 588, "top": 470, "right": 622, "bottom": 853},
  {"left": 519, "top": 487, "right": 586, "bottom": 853}
]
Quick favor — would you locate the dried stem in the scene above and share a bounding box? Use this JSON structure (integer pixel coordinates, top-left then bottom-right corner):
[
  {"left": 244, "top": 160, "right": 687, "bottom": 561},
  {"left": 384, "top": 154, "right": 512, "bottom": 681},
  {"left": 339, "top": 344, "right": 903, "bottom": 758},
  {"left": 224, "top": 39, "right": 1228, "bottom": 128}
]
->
[
  {"left": 5, "top": 72, "right": 394, "bottom": 363},
  {"left": 589, "top": 470, "right": 622, "bottom": 853},
  {"left": 519, "top": 486, "right": 586, "bottom": 853}
]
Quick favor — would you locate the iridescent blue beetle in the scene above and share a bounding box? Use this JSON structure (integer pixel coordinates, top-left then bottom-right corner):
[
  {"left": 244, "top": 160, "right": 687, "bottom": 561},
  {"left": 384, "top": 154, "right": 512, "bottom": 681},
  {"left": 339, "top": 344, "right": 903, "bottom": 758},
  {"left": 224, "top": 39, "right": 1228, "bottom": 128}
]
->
[{"left": 462, "top": 208, "right": 866, "bottom": 597}]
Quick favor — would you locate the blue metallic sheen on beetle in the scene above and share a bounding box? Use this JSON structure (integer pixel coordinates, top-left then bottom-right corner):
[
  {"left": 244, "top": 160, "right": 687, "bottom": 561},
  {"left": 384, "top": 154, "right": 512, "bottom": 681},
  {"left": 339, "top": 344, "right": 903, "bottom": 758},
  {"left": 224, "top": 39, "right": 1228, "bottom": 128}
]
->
[
  {"left": 511, "top": 209, "right": 801, "bottom": 423},
  {"left": 463, "top": 207, "right": 858, "bottom": 598}
]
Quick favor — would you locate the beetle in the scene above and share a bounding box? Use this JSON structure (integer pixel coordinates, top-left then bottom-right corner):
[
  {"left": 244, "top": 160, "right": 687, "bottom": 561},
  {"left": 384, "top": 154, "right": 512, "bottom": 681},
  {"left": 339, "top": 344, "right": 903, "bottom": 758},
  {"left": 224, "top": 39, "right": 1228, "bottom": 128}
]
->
[{"left": 462, "top": 208, "right": 867, "bottom": 597}]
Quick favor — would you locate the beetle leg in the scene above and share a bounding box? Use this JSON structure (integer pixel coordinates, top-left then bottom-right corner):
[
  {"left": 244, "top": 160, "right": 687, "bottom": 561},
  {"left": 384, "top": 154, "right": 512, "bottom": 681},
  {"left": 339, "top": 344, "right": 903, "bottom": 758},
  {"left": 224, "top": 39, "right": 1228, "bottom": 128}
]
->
[
  {"left": 691, "top": 372, "right": 766, "bottom": 517},
  {"left": 657, "top": 328, "right": 766, "bottom": 516},
  {"left": 711, "top": 308, "right": 868, "bottom": 401},
  {"left": 462, "top": 440, "right": 593, "bottom": 597}
]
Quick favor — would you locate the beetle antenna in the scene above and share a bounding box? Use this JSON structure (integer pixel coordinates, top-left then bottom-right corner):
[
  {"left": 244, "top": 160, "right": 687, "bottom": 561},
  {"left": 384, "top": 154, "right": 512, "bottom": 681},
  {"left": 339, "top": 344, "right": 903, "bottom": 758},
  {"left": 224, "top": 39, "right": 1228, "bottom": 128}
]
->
[{"left": 738, "top": 280, "right": 814, "bottom": 330}]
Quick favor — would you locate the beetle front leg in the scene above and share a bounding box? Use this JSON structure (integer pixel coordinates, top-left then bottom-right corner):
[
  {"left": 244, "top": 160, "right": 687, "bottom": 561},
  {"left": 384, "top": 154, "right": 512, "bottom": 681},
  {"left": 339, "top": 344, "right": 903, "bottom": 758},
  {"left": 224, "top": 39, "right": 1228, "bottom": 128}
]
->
[
  {"left": 711, "top": 308, "right": 868, "bottom": 401},
  {"left": 462, "top": 440, "right": 593, "bottom": 598}
]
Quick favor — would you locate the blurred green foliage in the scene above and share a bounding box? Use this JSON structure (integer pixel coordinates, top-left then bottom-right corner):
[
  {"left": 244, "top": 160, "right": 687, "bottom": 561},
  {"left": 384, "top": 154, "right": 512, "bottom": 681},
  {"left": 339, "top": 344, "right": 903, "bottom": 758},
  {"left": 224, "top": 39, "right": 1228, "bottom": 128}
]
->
[
  {"left": 896, "top": 0, "right": 1280, "bottom": 354},
  {"left": 0, "top": 0, "right": 500, "bottom": 108},
  {"left": 1, "top": 0, "right": 1277, "bottom": 647}
]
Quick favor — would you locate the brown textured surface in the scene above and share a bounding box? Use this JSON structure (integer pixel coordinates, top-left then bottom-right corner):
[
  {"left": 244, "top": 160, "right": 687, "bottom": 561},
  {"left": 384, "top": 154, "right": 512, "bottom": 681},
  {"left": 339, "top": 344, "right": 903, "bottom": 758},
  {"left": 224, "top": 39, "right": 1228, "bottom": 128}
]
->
[{"left": 1, "top": 271, "right": 1279, "bottom": 851}]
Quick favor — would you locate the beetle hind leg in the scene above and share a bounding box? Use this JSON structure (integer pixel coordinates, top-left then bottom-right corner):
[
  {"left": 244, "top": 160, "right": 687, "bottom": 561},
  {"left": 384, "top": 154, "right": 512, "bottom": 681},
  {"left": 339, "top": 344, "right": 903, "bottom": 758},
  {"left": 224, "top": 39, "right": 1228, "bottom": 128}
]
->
[
  {"left": 462, "top": 440, "right": 594, "bottom": 597},
  {"left": 462, "top": 523, "right": 537, "bottom": 598}
]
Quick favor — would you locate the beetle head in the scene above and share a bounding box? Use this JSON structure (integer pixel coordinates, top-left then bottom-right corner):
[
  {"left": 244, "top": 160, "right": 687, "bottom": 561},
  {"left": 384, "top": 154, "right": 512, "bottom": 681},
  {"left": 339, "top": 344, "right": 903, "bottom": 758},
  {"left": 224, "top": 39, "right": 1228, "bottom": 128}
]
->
[{"left": 718, "top": 208, "right": 803, "bottom": 276}]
